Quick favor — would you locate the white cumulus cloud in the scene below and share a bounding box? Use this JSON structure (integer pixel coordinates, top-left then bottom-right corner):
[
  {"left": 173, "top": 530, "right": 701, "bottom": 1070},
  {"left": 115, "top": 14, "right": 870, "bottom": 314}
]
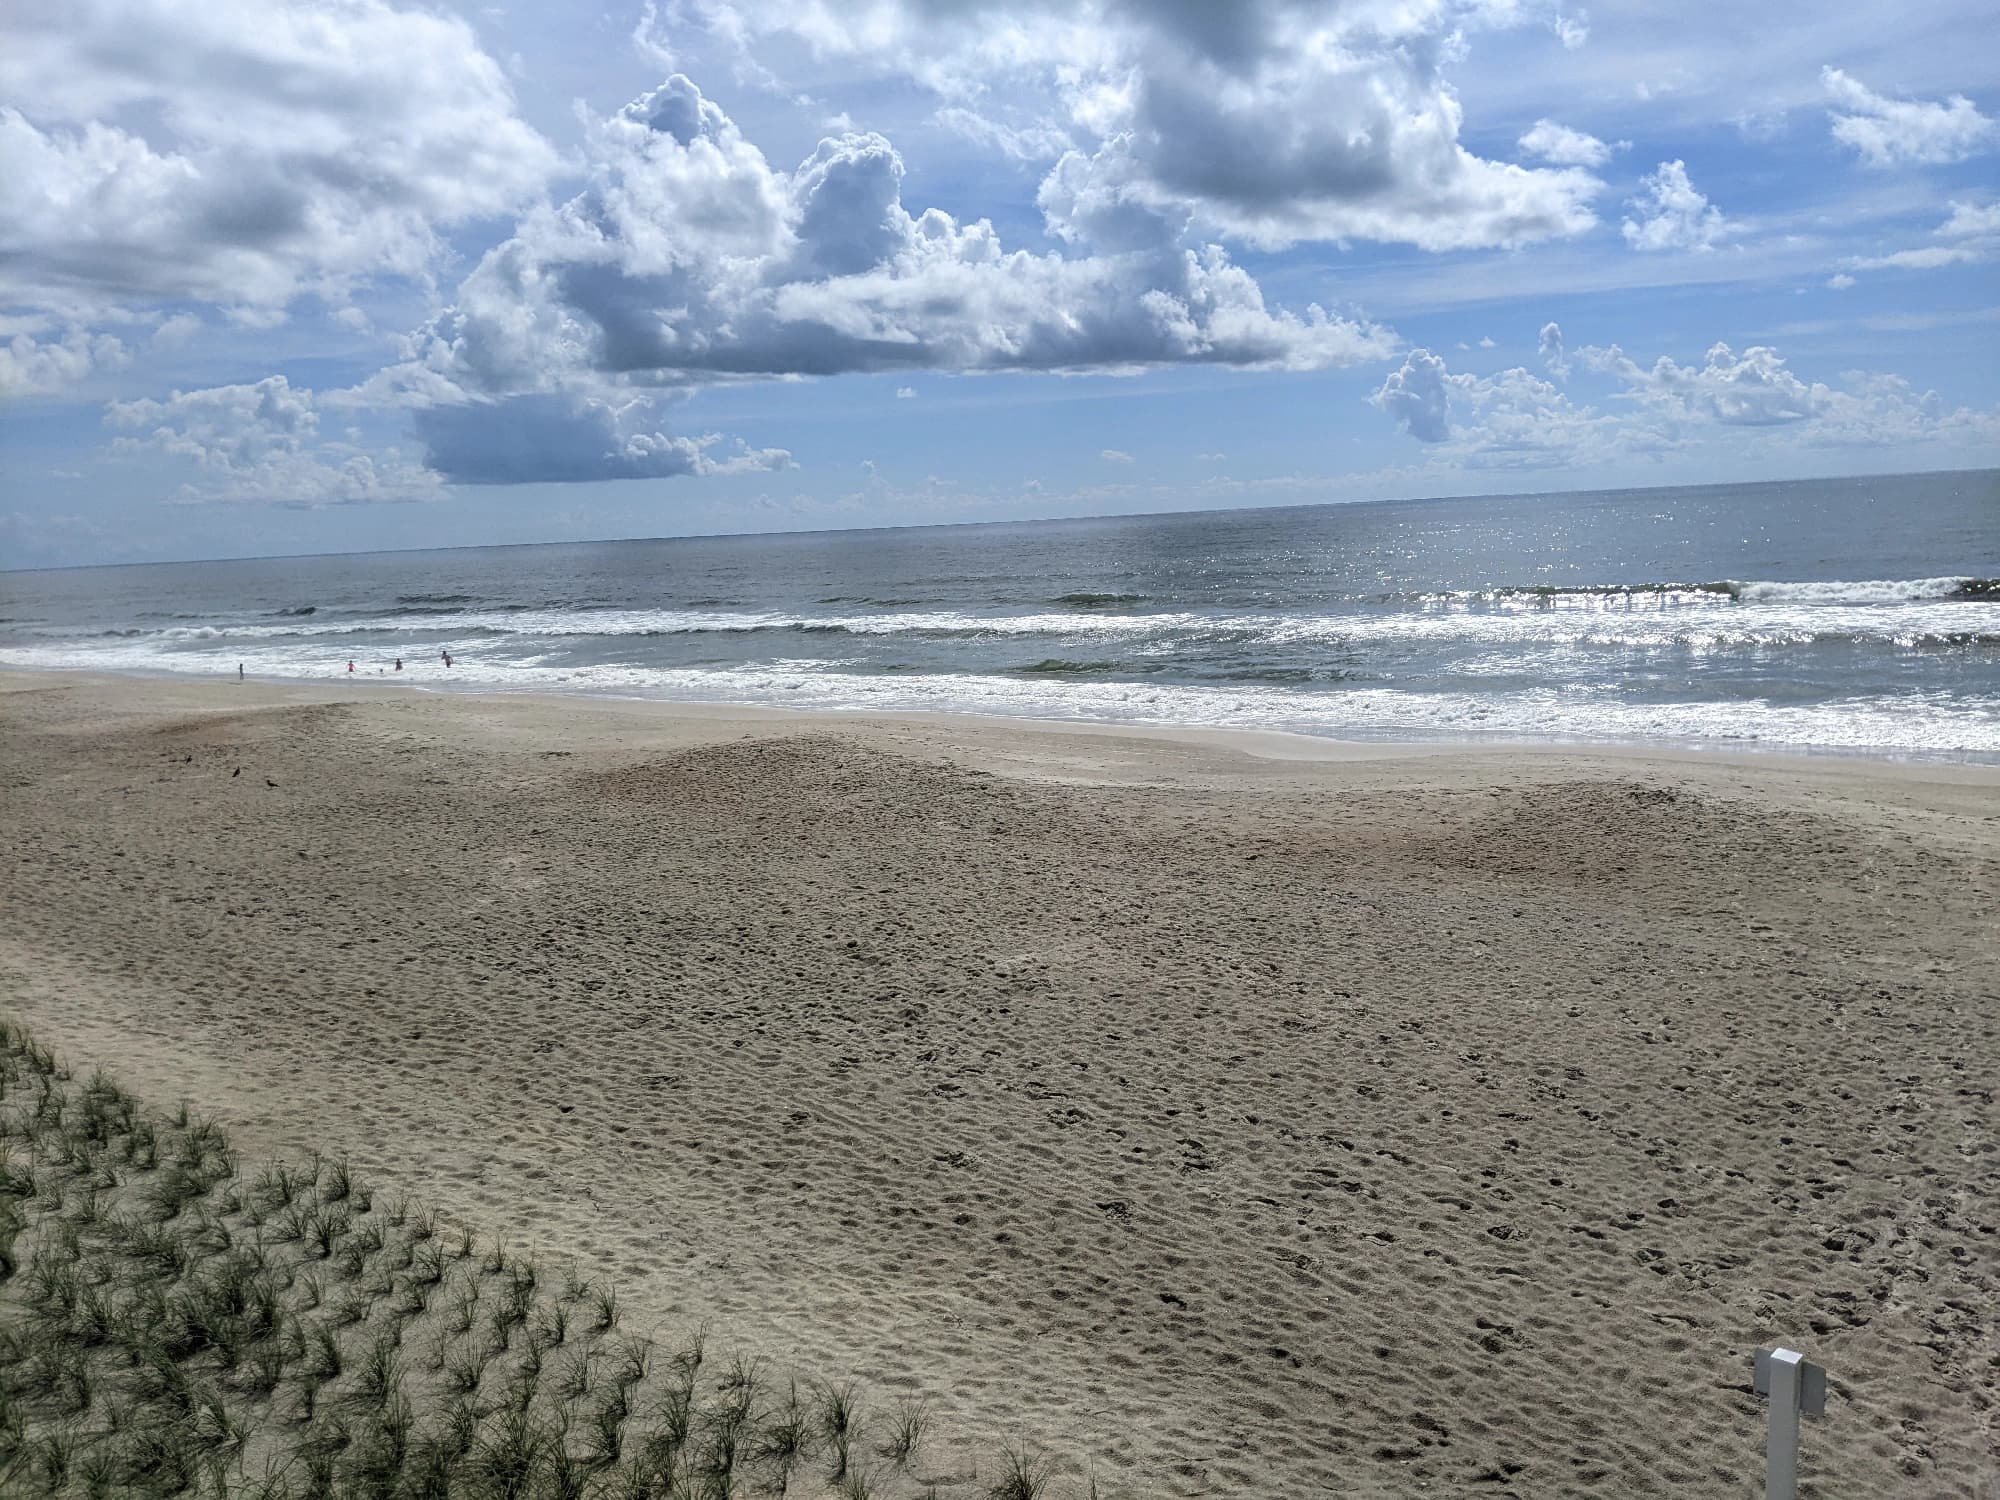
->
[
  {"left": 1372, "top": 349, "right": 1457, "bottom": 443},
  {"left": 1822, "top": 67, "right": 1997, "bottom": 168},
  {"left": 0, "top": 0, "right": 556, "bottom": 320},
  {"left": 1538, "top": 320, "right": 1569, "bottom": 377},
  {"left": 1518, "top": 120, "right": 1619, "bottom": 168},
  {"left": 663, "top": 0, "right": 1603, "bottom": 253},
  {"left": 0, "top": 325, "right": 128, "bottom": 397},
  {"left": 1621, "top": 160, "right": 1727, "bottom": 252},
  {"left": 1374, "top": 348, "right": 1609, "bottom": 465},
  {"left": 106, "top": 376, "right": 443, "bottom": 504},
  {"left": 1372, "top": 338, "right": 1999, "bottom": 465},
  {"left": 1581, "top": 340, "right": 1820, "bottom": 426},
  {"left": 355, "top": 74, "right": 1394, "bottom": 484}
]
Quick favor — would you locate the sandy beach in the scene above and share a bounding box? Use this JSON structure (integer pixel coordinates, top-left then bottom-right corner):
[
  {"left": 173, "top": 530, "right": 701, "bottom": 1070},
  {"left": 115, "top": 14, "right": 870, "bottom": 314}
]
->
[{"left": 1, "top": 669, "right": 1994, "bottom": 1497}]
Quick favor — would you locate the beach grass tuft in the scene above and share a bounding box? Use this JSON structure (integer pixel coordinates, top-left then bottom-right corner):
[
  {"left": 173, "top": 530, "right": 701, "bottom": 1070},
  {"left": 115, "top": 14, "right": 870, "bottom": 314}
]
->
[
  {"left": 991, "top": 1444, "right": 1055, "bottom": 1500},
  {"left": 0, "top": 1018, "right": 1093, "bottom": 1498},
  {"left": 885, "top": 1393, "right": 932, "bottom": 1466}
]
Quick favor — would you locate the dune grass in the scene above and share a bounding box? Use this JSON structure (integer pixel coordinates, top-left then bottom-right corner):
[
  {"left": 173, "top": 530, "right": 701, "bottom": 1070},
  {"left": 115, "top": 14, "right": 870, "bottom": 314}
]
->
[{"left": 0, "top": 1021, "right": 1071, "bottom": 1499}]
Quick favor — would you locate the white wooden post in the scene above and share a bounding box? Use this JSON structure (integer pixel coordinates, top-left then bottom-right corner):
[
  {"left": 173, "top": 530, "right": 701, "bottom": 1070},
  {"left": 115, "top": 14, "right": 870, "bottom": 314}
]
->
[
  {"left": 1754, "top": 1346, "right": 1826, "bottom": 1500},
  {"left": 1765, "top": 1348, "right": 1802, "bottom": 1500}
]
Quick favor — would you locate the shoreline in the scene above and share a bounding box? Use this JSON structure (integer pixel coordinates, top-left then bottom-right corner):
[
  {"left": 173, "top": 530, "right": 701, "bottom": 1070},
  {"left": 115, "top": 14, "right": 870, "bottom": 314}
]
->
[{"left": 7, "top": 665, "right": 1999, "bottom": 782}]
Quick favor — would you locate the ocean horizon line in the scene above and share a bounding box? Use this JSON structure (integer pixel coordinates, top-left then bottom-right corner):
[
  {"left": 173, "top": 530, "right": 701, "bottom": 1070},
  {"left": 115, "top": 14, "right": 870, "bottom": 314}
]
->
[{"left": 7, "top": 463, "right": 1994, "bottom": 576}]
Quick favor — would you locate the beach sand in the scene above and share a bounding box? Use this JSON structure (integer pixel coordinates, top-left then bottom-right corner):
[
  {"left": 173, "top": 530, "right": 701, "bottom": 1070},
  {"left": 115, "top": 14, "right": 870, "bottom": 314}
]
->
[{"left": 1, "top": 670, "right": 1994, "bottom": 1497}]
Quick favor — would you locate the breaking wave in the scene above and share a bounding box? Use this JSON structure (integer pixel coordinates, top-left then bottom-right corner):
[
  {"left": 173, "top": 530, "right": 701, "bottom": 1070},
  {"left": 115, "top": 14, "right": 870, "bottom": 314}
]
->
[
  {"left": 1726, "top": 577, "right": 1994, "bottom": 604},
  {"left": 1054, "top": 592, "right": 1147, "bottom": 608}
]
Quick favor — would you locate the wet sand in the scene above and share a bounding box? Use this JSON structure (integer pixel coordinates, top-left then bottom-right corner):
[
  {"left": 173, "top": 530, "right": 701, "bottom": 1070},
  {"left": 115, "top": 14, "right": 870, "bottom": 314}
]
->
[{"left": 2, "top": 670, "right": 1995, "bottom": 1497}]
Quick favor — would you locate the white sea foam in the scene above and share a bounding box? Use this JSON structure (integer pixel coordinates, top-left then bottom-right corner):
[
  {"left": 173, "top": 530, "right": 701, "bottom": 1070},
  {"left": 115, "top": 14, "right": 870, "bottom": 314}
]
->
[
  {"left": 6, "top": 642, "right": 1996, "bottom": 756},
  {"left": 450, "top": 664, "right": 2000, "bottom": 755},
  {"left": 51, "top": 594, "right": 2000, "bottom": 654},
  {"left": 1727, "top": 577, "right": 1978, "bottom": 604}
]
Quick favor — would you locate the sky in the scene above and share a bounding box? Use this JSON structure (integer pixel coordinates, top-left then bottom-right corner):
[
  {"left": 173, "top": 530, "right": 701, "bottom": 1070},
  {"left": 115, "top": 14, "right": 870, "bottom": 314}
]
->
[{"left": 3, "top": 0, "right": 1997, "bottom": 569}]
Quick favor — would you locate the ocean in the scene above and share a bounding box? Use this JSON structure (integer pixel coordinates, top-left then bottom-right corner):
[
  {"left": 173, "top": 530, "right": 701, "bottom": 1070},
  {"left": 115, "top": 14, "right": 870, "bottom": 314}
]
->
[{"left": 4, "top": 470, "right": 1996, "bottom": 759}]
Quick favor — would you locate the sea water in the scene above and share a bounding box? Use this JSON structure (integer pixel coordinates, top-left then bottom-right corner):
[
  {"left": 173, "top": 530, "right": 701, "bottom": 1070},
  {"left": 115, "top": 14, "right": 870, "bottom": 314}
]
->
[{"left": 4, "top": 470, "right": 1996, "bottom": 759}]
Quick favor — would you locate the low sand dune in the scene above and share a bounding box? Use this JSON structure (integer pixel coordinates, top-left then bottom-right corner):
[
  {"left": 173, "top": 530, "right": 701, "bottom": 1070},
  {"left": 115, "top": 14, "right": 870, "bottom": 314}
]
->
[{"left": 2, "top": 671, "right": 1995, "bottom": 1497}]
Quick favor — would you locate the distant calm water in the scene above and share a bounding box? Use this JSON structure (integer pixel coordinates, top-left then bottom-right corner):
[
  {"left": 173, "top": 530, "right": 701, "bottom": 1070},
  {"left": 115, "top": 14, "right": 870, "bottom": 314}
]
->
[{"left": 4, "top": 471, "right": 1997, "bottom": 759}]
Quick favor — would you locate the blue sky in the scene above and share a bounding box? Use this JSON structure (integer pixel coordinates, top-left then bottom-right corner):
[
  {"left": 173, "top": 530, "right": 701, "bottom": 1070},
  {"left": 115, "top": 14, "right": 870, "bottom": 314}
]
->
[{"left": 3, "top": 0, "right": 1996, "bottom": 567}]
